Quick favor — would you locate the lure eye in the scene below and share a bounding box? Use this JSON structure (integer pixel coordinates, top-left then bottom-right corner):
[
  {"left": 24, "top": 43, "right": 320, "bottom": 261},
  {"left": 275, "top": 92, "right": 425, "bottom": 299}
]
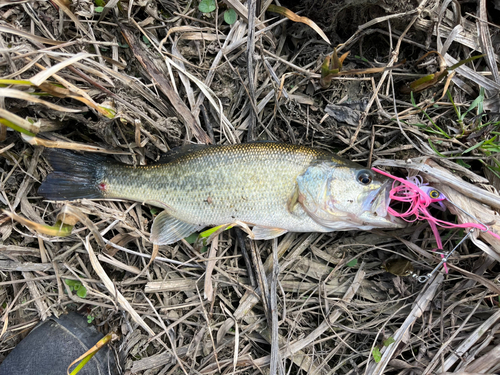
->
[
  {"left": 357, "top": 170, "right": 373, "bottom": 185},
  {"left": 429, "top": 189, "right": 440, "bottom": 199}
]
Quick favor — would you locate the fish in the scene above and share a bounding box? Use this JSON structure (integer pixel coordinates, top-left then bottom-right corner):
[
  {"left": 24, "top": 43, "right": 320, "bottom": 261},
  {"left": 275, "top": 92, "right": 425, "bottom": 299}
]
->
[{"left": 38, "top": 142, "right": 404, "bottom": 244}]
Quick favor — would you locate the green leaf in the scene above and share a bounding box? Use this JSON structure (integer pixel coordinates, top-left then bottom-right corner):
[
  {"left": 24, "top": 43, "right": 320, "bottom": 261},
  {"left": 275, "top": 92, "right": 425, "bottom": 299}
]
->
[
  {"left": 65, "top": 279, "right": 87, "bottom": 298},
  {"left": 346, "top": 258, "right": 358, "bottom": 267},
  {"left": 383, "top": 337, "right": 395, "bottom": 347},
  {"left": 456, "top": 159, "right": 471, "bottom": 168},
  {"left": 198, "top": 0, "right": 215, "bottom": 13},
  {"left": 482, "top": 143, "right": 500, "bottom": 153},
  {"left": 94, "top": 6, "right": 104, "bottom": 12},
  {"left": 428, "top": 139, "right": 446, "bottom": 157},
  {"left": 372, "top": 347, "right": 382, "bottom": 363},
  {"left": 184, "top": 233, "right": 199, "bottom": 244},
  {"left": 477, "top": 87, "right": 485, "bottom": 115},
  {"left": 87, "top": 315, "right": 95, "bottom": 323},
  {"left": 99, "top": 106, "right": 116, "bottom": 119},
  {"left": 95, "top": 0, "right": 105, "bottom": 5},
  {"left": 65, "top": 279, "right": 79, "bottom": 291},
  {"left": 354, "top": 55, "right": 369, "bottom": 64},
  {"left": 486, "top": 164, "right": 500, "bottom": 182},
  {"left": 224, "top": 8, "right": 237, "bottom": 24},
  {"left": 447, "top": 54, "right": 484, "bottom": 71},
  {"left": 142, "top": 35, "right": 151, "bottom": 46},
  {"left": 410, "top": 91, "right": 417, "bottom": 106},
  {"left": 199, "top": 224, "right": 232, "bottom": 238},
  {"left": 467, "top": 94, "right": 483, "bottom": 115},
  {"left": 77, "top": 285, "right": 88, "bottom": 298},
  {"left": 462, "top": 140, "right": 485, "bottom": 154},
  {"left": 0, "top": 118, "right": 36, "bottom": 137}
]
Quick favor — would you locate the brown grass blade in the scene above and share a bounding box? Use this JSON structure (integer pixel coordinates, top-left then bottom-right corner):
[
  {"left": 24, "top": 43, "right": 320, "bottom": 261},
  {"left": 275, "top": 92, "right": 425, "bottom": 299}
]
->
[{"left": 267, "top": 4, "right": 330, "bottom": 44}]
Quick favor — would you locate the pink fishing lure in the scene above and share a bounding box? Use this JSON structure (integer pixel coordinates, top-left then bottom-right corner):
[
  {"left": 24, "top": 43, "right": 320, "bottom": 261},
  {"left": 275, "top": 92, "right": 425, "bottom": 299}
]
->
[{"left": 372, "top": 167, "right": 500, "bottom": 274}]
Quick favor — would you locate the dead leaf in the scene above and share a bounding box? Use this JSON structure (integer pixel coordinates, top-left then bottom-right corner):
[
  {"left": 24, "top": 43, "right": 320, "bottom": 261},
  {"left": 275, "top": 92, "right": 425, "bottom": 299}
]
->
[
  {"left": 2, "top": 209, "right": 73, "bottom": 237},
  {"left": 267, "top": 5, "right": 330, "bottom": 44}
]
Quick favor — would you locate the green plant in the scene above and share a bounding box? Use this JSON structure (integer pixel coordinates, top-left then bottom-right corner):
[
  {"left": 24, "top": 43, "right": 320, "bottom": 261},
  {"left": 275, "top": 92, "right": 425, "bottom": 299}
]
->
[
  {"left": 402, "top": 52, "right": 484, "bottom": 94},
  {"left": 87, "top": 315, "right": 95, "bottom": 324},
  {"left": 372, "top": 347, "right": 382, "bottom": 363},
  {"left": 406, "top": 87, "right": 500, "bottom": 167},
  {"left": 198, "top": 0, "right": 238, "bottom": 25},
  {"left": 383, "top": 337, "right": 395, "bottom": 346},
  {"left": 65, "top": 279, "right": 88, "bottom": 298},
  {"left": 346, "top": 258, "right": 358, "bottom": 267},
  {"left": 199, "top": 0, "right": 215, "bottom": 13},
  {"left": 372, "top": 337, "right": 395, "bottom": 363},
  {"left": 223, "top": 8, "right": 237, "bottom": 24},
  {"left": 142, "top": 35, "right": 151, "bottom": 47},
  {"left": 410, "top": 92, "right": 450, "bottom": 138},
  {"left": 448, "top": 89, "right": 484, "bottom": 134}
]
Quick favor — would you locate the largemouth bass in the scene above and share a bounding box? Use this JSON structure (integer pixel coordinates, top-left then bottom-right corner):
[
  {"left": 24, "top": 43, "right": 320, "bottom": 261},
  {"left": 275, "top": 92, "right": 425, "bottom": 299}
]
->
[{"left": 39, "top": 142, "right": 403, "bottom": 244}]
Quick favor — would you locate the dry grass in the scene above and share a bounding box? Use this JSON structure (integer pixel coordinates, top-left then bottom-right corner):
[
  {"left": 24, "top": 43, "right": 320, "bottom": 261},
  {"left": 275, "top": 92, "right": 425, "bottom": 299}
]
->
[{"left": 1, "top": 0, "right": 500, "bottom": 374}]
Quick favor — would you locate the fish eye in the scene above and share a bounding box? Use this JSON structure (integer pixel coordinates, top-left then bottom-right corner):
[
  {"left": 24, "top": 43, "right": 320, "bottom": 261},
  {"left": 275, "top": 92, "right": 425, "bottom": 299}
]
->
[
  {"left": 429, "top": 189, "right": 440, "bottom": 199},
  {"left": 356, "top": 170, "right": 373, "bottom": 185}
]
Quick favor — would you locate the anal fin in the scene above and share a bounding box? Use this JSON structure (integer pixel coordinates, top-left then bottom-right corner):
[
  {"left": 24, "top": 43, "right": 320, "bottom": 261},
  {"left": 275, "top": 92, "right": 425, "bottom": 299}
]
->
[
  {"left": 251, "top": 225, "right": 288, "bottom": 240},
  {"left": 151, "top": 211, "right": 204, "bottom": 245}
]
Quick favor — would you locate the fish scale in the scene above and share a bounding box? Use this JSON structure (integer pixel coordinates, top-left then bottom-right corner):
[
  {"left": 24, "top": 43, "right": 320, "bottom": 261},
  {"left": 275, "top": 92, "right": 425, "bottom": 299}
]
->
[
  {"left": 102, "top": 143, "right": 331, "bottom": 232},
  {"left": 39, "top": 142, "right": 404, "bottom": 244}
]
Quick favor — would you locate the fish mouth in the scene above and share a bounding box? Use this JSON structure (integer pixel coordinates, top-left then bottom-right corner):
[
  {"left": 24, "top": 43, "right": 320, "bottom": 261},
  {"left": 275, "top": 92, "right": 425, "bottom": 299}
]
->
[{"left": 363, "top": 180, "right": 405, "bottom": 227}]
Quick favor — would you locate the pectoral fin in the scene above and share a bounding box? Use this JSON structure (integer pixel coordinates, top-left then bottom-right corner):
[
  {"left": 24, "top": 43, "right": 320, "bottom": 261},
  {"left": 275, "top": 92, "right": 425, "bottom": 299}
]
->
[
  {"left": 151, "top": 211, "right": 204, "bottom": 245},
  {"left": 251, "top": 225, "right": 288, "bottom": 240},
  {"left": 287, "top": 184, "right": 300, "bottom": 213}
]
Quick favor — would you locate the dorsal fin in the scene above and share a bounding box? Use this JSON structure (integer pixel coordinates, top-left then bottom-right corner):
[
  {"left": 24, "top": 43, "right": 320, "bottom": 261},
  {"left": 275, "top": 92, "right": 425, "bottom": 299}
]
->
[{"left": 157, "top": 144, "right": 209, "bottom": 164}]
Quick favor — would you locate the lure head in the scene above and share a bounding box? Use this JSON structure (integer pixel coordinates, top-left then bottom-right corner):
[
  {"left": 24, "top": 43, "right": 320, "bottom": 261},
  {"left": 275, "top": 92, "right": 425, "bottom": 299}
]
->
[
  {"left": 419, "top": 186, "right": 446, "bottom": 201},
  {"left": 419, "top": 186, "right": 447, "bottom": 211},
  {"left": 296, "top": 161, "right": 406, "bottom": 231}
]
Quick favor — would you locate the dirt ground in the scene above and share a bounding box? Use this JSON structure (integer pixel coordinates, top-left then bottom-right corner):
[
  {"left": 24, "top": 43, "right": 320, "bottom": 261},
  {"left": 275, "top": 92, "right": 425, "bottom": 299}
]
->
[{"left": 1, "top": 0, "right": 500, "bottom": 374}]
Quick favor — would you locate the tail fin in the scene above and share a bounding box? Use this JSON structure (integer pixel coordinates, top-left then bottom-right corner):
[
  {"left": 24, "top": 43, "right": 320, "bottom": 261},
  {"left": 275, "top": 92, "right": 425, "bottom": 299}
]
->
[{"left": 38, "top": 149, "right": 108, "bottom": 201}]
